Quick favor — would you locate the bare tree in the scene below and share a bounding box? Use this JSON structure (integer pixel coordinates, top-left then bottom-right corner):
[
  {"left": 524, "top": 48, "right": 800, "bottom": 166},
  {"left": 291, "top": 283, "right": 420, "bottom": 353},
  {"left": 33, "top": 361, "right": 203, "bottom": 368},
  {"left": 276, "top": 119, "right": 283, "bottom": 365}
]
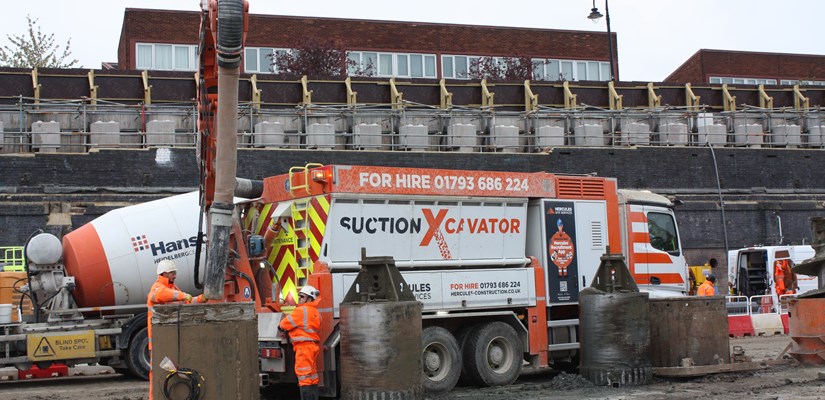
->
[
  {"left": 271, "top": 38, "right": 356, "bottom": 79},
  {"left": 0, "top": 15, "right": 78, "bottom": 68},
  {"left": 469, "top": 55, "right": 536, "bottom": 81}
]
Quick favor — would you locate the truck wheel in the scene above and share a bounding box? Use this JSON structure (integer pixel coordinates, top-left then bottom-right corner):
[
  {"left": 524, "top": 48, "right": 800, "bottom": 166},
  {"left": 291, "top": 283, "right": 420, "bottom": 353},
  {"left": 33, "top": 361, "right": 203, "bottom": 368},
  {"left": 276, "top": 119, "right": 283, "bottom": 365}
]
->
[
  {"left": 421, "top": 326, "right": 461, "bottom": 394},
  {"left": 125, "top": 327, "right": 150, "bottom": 380},
  {"left": 454, "top": 324, "right": 477, "bottom": 386},
  {"left": 463, "top": 321, "right": 523, "bottom": 387}
]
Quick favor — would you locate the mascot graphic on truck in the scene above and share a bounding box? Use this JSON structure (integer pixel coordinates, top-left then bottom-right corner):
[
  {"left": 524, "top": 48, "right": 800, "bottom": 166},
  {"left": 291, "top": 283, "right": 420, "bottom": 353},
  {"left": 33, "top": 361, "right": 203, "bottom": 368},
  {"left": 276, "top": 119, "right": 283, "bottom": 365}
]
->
[{"left": 545, "top": 201, "right": 578, "bottom": 303}]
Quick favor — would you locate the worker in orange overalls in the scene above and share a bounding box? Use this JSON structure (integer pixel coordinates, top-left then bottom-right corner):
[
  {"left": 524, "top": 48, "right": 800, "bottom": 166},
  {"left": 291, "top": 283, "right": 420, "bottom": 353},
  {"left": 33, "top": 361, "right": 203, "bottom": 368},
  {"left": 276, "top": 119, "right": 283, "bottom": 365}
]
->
[
  {"left": 774, "top": 259, "right": 797, "bottom": 295},
  {"left": 697, "top": 274, "right": 716, "bottom": 296},
  {"left": 279, "top": 285, "right": 322, "bottom": 400},
  {"left": 146, "top": 260, "right": 204, "bottom": 400}
]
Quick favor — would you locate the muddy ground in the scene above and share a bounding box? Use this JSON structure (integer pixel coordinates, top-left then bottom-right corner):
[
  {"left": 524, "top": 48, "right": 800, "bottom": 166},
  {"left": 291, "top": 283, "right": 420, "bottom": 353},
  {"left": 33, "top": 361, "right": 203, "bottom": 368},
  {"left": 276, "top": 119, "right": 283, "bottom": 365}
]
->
[{"left": 1, "top": 335, "right": 823, "bottom": 400}]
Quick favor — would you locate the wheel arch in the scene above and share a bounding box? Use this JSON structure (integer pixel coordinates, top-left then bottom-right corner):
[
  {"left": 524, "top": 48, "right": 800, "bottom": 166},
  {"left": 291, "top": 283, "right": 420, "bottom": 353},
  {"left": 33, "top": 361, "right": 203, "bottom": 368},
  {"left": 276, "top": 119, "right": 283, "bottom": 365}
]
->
[{"left": 118, "top": 311, "right": 148, "bottom": 350}]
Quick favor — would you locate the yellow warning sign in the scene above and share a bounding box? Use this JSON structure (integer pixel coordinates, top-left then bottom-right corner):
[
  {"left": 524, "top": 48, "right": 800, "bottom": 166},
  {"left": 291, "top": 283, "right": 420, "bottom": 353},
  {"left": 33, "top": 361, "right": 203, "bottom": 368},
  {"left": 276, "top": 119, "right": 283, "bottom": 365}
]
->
[{"left": 27, "top": 331, "right": 95, "bottom": 361}]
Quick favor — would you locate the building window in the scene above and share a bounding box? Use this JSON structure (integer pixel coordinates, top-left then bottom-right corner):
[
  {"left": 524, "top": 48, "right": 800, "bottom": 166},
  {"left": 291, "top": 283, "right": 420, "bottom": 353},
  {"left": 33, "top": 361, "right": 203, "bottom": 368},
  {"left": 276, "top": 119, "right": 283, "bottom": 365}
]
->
[
  {"left": 442, "top": 55, "right": 479, "bottom": 79},
  {"left": 347, "top": 52, "right": 361, "bottom": 75},
  {"left": 424, "top": 55, "right": 436, "bottom": 78},
  {"left": 710, "top": 76, "right": 778, "bottom": 85},
  {"left": 780, "top": 79, "right": 825, "bottom": 86},
  {"left": 348, "top": 51, "right": 436, "bottom": 78},
  {"left": 397, "top": 54, "right": 409, "bottom": 77},
  {"left": 531, "top": 58, "right": 610, "bottom": 81},
  {"left": 135, "top": 43, "right": 197, "bottom": 71},
  {"left": 137, "top": 44, "right": 153, "bottom": 70},
  {"left": 245, "top": 47, "right": 290, "bottom": 74},
  {"left": 379, "top": 53, "right": 393, "bottom": 76}
]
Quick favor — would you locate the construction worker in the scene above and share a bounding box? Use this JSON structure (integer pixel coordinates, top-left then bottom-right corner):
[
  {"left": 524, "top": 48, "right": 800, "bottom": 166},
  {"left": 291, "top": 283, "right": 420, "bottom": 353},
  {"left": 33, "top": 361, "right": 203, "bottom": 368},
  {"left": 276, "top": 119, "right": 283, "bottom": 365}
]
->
[
  {"left": 279, "top": 285, "right": 322, "bottom": 400},
  {"left": 774, "top": 259, "right": 797, "bottom": 296},
  {"left": 697, "top": 274, "right": 716, "bottom": 296},
  {"left": 146, "top": 259, "right": 203, "bottom": 400}
]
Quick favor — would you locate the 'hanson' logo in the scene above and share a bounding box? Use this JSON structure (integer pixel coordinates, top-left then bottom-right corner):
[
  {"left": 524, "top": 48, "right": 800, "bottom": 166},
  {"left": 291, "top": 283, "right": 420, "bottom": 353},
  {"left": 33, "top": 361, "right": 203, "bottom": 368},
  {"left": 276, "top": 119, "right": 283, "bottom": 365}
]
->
[
  {"left": 131, "top": 235, "right": 149, "bottom": 252},
  {"left": 132, "top": 234, "right": 201, "bottom": 257}
]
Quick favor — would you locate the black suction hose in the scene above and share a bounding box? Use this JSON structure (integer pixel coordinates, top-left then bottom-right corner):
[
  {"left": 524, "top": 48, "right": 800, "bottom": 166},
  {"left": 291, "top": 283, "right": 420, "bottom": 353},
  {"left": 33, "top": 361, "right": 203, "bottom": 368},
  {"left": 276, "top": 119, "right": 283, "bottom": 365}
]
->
[{"left": 216, "top": 0, "right": 245, "bottom": 69}]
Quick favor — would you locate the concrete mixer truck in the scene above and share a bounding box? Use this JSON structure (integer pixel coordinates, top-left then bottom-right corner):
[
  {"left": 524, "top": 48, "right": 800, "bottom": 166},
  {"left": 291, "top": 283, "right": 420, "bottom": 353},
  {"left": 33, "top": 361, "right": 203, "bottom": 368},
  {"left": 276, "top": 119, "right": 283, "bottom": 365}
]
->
[{"left": 0, "top": 192, "right": 205, "bottom": 380}]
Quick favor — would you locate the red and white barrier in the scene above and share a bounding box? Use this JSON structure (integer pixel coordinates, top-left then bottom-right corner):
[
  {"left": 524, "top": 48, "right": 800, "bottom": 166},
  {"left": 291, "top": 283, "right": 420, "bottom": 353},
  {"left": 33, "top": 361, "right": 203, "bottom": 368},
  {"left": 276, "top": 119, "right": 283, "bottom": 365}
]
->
[
  {"left": 726, "top": 294, "right": 788, "bottom": 337},
  {"left": 726, "top": 295, "right": 755, "bottom": 337}
]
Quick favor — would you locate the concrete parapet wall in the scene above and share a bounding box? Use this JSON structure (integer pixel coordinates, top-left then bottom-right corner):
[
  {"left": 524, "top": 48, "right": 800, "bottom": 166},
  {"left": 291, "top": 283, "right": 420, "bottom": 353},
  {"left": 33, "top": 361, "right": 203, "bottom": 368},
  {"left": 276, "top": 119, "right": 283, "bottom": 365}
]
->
[
  {"left": 697, "top": 124, "right": 727, "bottom": 145},
  {"left": 491, "top": 125, "right": 520, "bottom": 152},
  {"left": 734, "top": 124, "right": 764, "bottom": 147},
  {"left": 770, "top": 125, "right": 801, "bottom": 147},
  {"left": 658, "top": 122, "right": 689, "bottom": 146},
  {"left": 809, "top": 125, "right": 825, "bottom": 148},
  {"left": 307, "top": 115, "right": 347, "bottom": 133},
  {"left": 89, "top": 121, "right": 120, "bottom": 147},
  {"left": 145, "top": 120, "right": 176, "bottom": 147},
  {"left": 574, "top": 124, "right": 605, "bottom": 146},
  {"left": 536, "top": 125, "right": 565, "bottom": 148},
  {"left": 253, "top": 121, "right": 285, "bottom": 148},
  {"left": 398, "top": 124, "right": 432, "bottom": 151},
  {"left": 624, "top": 122, "right": 651, "bottom": 146},
  {"left": 3, "top": 106, "right": 825, "bottom": 153},
  {"left": 352, "top": 123, "right": 386, "bottom": 150},
  {"left": 31, "top": 121, "right": 60, "bottom": 153},
  {"left": 306, "top": 123, "right": 338, "bottom": 149},
  {"left": 448, "top": 123, "right": 479, "bottom": 152}
]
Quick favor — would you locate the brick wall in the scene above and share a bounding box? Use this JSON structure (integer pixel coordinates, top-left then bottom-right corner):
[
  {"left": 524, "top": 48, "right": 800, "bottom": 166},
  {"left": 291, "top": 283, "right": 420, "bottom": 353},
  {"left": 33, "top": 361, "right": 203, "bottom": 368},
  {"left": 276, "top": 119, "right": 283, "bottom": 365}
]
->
[
  {"left": 118, "top": 9, "right": 615, "bottom": 70},
  {"left": 666, "top": 49, "right": 825, "bottom": 83},
  {"left": 3, "top": 148, "right": 825, "bottom": 267}
]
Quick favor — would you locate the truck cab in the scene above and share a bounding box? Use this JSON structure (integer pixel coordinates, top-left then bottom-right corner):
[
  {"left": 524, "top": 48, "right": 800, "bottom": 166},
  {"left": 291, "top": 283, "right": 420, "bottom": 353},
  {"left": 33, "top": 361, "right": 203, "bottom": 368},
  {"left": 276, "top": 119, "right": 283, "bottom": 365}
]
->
[{"left": 618, "top": 189, "right": 689, "bottom": 298}]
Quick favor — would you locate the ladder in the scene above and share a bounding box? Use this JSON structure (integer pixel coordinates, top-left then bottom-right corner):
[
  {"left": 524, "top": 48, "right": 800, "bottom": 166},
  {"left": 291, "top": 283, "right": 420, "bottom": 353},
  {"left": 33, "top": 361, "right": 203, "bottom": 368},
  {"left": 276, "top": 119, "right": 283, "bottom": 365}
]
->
[{"left": 291, "top": 198, "right": 312, "bottom": 286}]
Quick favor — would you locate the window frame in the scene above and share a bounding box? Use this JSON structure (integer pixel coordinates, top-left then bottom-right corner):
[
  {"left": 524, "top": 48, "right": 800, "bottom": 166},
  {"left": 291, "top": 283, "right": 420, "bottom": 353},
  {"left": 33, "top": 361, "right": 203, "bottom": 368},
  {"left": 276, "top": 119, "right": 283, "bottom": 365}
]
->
[
  {"left": 135, "top": 43, "right": 197, "bottom": 71},
  {"left": 244, "top": 47, "right": 292, "bottom": 74},
  {"left": 710, "top": 76, "right": 780, "bottom": 85},
  {"left": 647, "top": 211, "right": 681, "bottom": 256},
  {"left": 348, "top": 51, "right": 437, "bottom": 78},
  {"left": 530, "top": 58, "right": 610, "bottom": 81}
]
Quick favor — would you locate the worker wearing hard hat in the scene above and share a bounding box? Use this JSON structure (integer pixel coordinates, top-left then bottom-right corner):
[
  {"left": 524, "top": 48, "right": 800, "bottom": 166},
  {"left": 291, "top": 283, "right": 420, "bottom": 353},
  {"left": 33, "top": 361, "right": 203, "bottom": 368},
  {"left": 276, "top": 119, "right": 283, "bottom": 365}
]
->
[
  {"left": 146, "top": 260, "right": 204, "bottom": 400},
  {"left": 697, "top": 274, "right": 716, "bottom": 296},
  {"left": 279, "top": 285, "right": 322, "bottom": 400}
]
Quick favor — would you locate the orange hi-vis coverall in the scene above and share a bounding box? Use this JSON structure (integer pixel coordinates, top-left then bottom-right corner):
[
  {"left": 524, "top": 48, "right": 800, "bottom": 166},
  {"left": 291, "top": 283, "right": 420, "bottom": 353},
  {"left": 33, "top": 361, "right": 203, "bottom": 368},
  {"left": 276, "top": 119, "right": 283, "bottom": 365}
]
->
[
  {"left": 279, "top": 297, "right": 322, "bottom": 387},
  {"left": 146, "top": 275, "right": 204, "bottom": 400},
  {"left": 697, "top": 280, "right": 715, "bottom": 296},
  {"left": 774, "top": 260, "right": 796, "bottom": 295}
]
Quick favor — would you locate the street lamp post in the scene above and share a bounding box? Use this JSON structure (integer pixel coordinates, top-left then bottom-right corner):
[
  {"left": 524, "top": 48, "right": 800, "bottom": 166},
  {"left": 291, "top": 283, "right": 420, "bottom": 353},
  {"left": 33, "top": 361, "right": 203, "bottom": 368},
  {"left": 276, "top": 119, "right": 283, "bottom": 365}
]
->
[{"left": 588, "top": 0, "right": 615, "bottom": 82}]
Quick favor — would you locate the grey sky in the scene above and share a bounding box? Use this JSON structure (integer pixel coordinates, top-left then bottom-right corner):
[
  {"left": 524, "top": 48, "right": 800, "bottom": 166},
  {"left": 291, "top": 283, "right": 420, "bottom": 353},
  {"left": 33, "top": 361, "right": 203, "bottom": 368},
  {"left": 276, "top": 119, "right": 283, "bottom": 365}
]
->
[{"left": 2, "top": 0, "right": 823, "bottom": 81}]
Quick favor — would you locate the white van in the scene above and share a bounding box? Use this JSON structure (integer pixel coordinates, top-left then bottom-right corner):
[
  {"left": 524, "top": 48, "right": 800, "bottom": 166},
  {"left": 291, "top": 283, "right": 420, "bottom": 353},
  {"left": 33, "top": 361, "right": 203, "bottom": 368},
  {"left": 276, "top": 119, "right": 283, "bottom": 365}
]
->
[{"left": 728, "top": 245, "right": 817, "bottom": 308}]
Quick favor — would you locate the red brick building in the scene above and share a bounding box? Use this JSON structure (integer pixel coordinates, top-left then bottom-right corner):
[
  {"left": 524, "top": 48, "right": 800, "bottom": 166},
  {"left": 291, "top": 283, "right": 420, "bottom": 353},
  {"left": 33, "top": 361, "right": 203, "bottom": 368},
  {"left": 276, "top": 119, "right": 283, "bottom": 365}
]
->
[
  {"left": 117, "top": 8, "right": 618, "bottom": 82},
  {"left": 665, "top": 49, "right": 825, "bottom": 86}
]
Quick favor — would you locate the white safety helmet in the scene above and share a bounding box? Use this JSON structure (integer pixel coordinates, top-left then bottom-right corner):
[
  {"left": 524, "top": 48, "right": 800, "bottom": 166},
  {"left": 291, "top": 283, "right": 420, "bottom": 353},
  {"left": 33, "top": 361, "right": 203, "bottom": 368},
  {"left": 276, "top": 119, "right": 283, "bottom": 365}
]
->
[
  {"left": 299, "top": 285, "right": 319, "bottom": 300},
  {"left": 156, "top": 259, "right": 178, "bottom": 275}
]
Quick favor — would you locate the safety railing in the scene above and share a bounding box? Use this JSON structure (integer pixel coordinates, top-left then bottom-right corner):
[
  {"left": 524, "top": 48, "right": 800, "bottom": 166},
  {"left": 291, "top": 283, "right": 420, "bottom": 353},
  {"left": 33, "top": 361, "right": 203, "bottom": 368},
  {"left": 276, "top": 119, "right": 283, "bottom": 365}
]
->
[
  {"left": 724, "top": 295, "right": 751, "bottom": 316},
  {"left": 2, "top": 99, "right": 824, "bottom": 155},
  {"left": 725, "top": 294, "right": 783, "bottom": 316},
  {"left": 751, "top": 294, "right": 776, "bottom": 314},
  {"left": 726, "top": 294, "right": 788, "bottom": 337},
  {"left": 0, "top": 246, "right": 25, "bottom": 272}
]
